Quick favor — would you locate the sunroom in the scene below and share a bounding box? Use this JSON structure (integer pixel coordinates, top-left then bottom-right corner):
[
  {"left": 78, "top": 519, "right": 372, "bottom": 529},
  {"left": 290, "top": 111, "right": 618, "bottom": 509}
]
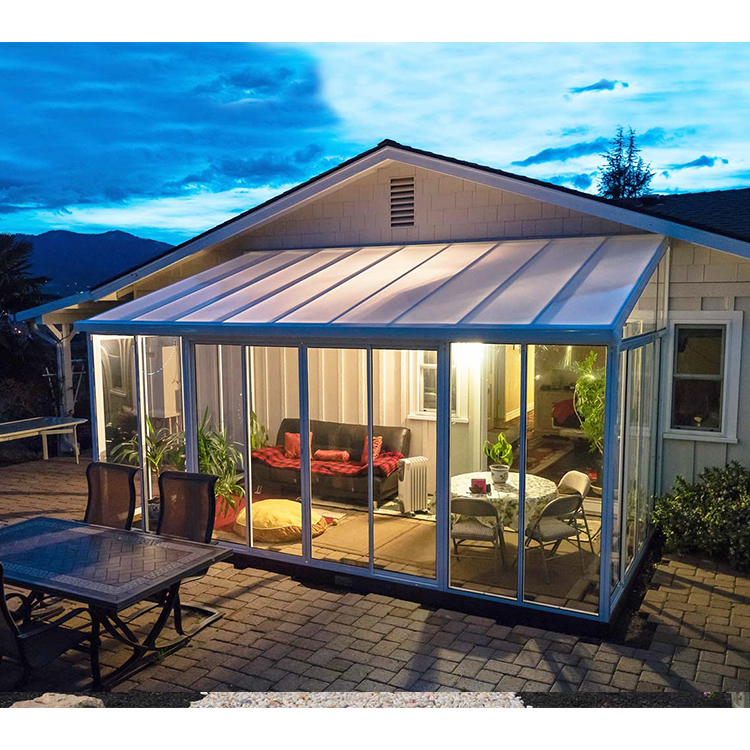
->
[{"left": 78, "top": 233, "right": 669, "bottom": 624}]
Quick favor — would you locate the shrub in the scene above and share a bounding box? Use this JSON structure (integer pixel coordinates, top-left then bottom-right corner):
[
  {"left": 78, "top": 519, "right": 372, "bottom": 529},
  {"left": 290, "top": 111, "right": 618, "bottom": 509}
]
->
[{"left": 652, "top": 461, "right": 750, "bottom": 570}]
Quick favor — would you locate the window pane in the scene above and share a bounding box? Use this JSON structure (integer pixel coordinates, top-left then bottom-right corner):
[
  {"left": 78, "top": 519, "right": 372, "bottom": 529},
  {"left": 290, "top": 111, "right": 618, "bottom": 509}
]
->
[
  {"left": 449, "top": 342, "right": 522, "bottom": 600},
  {"left": 675, "top": 327, "right": 723, "bottom": 375},
  {"left": 195, "top": 344, "right": 246, "bottom": 544},
  {"left": 247, "top": 346, "right": 302, "bottom": 557},
  {"left": 523, "top": 345, "right": 603, "bottom": 614},
  {"left": 672, "top": 379, "right": 723, "bottom": 430},
  {"left": 308, "top": 347, "right": 369, "bottom": 568},
  {"left": 422, "top": 366, "right": 438, "bottom": 410},
  {"left": 623, "top": 265, "right": 658, "bottom": 339},
  {"left": 373, "top": 349, "right": 436, "bottom": 578}
]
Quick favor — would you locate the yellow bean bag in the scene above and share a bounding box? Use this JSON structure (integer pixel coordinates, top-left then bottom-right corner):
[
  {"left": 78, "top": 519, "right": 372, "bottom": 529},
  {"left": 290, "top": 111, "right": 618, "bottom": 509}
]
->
[{"left": 234, "top": 499, "right": 328, "bottom": 543}]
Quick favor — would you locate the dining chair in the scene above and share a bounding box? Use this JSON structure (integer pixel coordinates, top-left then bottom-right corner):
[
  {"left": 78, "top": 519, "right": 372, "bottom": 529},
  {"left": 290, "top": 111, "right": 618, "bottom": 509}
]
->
[
  {"left": 450, "top": 496, "right": 506, "bottom": 569},
  {"left": 524, "top": 495, "right": 586, "bottom": 584},
  {"left": 0, "top": 563, "right": 90, "bottom": 689},
  {"left": 557, "top": 470, "right": 596, "bottom": 552},
  {"left": 85, "top": 461, "right": 139, "bottom": 530},
  {"left": 154, "top": 471, "right": 220, "bottom": 637}
]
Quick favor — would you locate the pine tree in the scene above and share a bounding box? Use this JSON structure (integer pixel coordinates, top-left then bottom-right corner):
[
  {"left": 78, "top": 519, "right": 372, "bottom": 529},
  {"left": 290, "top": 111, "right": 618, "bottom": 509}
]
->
[{"left": 597, "top": 126, "right": 654, "bottom": 200}]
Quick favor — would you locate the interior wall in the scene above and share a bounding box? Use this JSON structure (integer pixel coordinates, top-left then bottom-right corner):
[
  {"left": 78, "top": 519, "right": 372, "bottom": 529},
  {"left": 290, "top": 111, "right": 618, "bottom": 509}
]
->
[{"left": 660, "top": 240, "right": 750, "bottom": 489}]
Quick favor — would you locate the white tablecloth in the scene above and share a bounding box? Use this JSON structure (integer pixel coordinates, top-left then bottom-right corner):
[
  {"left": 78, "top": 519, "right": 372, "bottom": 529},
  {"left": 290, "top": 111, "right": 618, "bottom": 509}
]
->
[{"left": 450, "top": 471, "right": 558, "bottom": 531}]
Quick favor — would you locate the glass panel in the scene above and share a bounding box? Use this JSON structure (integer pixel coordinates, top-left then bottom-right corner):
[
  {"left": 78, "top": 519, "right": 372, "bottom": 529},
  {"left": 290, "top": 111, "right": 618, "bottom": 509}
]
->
[
  {"left": 372, "top": 349, "right": 436, "bottom": 578},
  {"left": 195, "top": 344, "right": 246, "bottom": 544},
  {"left": 637, "top": 343, "right": 655, "bottom": 548},
  {"left": 96, "top": 336, "right": 137, "bottom": 463},
  {"left": 675, "top": 326, "right": 724, "bottom": 375},
  {"left": 656, "top": 254, "right": 668, "bottom": 331},
  {"left": 246, "top": 346, "right": 302, "bottom": 556},
  {"left": 308, "top": 347, "right": 369, "bottom": 568},
  {"left": 611, "top": 351, "right": 627, "bottom": 589},
  {"left": 623, "top": 265, "right": 658, "bottom": 339},
  {"left": 448, "top": 343, "right": 522, "bottom": 599},
  {"left": 624, "top": 347, "right": 642, "bottom": 569},
  {"left": 523, "top": 345, "right": 604, "bottom": 614},
  {"left": 672, "top": 382, "right": 723, "bottom": 431},
  {"left": 140, "top": 336, "right": 185, "bottom": 527}
]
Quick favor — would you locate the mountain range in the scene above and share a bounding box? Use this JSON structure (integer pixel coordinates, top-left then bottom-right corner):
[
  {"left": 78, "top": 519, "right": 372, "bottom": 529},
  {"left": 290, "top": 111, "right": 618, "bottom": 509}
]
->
[{"left": 16, "top": 230, "right": 173, "bottom": 297}]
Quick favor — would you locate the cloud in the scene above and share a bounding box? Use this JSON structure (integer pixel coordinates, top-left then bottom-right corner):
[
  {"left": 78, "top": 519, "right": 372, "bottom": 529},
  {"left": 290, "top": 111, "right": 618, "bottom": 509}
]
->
[
  {"left": 511, "top": 138, "right": 609, "bottom": 167},
  {"left": 544, "top": 173, "right": 597, "bottom": 191},
  {"left": 669, "top": 155, "right": 729, "bottom": 170},
  {"left": 568, "top": 78, "right": 629, "bottom": 96}
]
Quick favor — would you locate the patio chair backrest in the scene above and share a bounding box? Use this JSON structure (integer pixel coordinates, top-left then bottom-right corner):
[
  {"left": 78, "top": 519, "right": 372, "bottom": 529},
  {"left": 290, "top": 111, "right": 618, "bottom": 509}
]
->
[
  {"left": 451, "top": 497, "right": 499, "bottom": 521},
  {"left": 157, "top": 471, "right": 217, "bottom": 544},
  {"left": 0, "top": 563, "right": 22, "bottom": 661},
  {"left": 85, "top": 462, "right": 139, "bottom": 530},
  {"left": 557, "top": 470, "right": 591, "bottom": 500},
  {"left": 540, "top": 494, "right": 583, "bottom": 520}
]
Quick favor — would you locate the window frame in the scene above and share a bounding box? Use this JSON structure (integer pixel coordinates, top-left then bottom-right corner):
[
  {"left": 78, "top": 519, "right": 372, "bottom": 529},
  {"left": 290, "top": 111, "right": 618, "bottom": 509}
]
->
[
  {"left": 662, "top": 310, "right": 743, "bottom": 444},
  {"left": 409, "top": 349, "right": 467, "bottom": 422}
]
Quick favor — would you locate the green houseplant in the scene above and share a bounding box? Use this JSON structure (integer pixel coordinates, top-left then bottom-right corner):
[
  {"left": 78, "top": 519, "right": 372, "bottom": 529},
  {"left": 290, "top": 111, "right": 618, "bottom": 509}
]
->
[
  {"left": 573, "top": 350, "right": 606, "bottom": 455},
  {"left": 484, "top": 433, "right": 513, "bottom": 485}
]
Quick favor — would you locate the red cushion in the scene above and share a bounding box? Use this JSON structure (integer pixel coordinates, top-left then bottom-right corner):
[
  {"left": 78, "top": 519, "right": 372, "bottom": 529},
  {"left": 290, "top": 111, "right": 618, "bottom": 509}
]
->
[
  {"left": 361, "top": 435, "right": 383, "bottom": 464},
  {"left": 314, "top": 449, "right": 350, "bottom": 463},
  {"left": 284, "top": 432, "right": 312, "bottom": 459}
]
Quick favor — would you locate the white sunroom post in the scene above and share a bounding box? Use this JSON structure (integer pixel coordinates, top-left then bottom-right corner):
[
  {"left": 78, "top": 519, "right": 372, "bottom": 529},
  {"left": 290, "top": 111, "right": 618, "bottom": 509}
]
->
[
  {"left": 435, "top": 342, "right": 451, "bottom": 591},
  {"left": 181, "top": 339, "right": 198, "bottom": 473},
  {"left": 134, "top": 336, "right": 150, "bottom": 531},
  {"left": 516, "top": 345, "right": 528, "bottom": 602},
  {"left": 298, "top": 346, "right": 313, "bottom": 562},
  {"left": 241, "top": 346, "right": 253, "bottom": 548},
  {"left": 599, "top": 343, "right": 619, "bottom": 621}
]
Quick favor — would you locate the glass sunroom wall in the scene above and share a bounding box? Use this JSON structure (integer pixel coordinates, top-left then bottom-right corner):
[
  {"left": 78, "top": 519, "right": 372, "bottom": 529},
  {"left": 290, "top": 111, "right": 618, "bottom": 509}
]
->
[
  {"left": 308, "top": 347, "right": 369, "bottom": 568},
  {"left": 93, "top": 335, "right": 138, "bottom": 463},
  {"left": 523, "top": 344, "right": 605, "bottom": 614},
  {"left": 372, "top": 349, "right": 436, "bottom": 579},
  {"left": 244, "top": 346, "right": 302, "bottom": 557},
  {"left": 448, "top": 342, "right": 523, "bottom": 599},
  {"left": 194, "top": 344, "right": 246, "bottom": 544},
  {"left": 622, "top": 264, "right": 659, "bottom": 339}
]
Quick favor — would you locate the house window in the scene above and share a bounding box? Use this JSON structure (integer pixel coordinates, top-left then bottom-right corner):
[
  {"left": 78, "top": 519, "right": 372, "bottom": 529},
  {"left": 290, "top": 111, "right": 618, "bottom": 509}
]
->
[
  {"left": 671, "top": 326, "right": 724, "bottom": 432},
  {"left": 665, "top": 311, "right": 743, "bottom": 443},
  {"left": 411, "top": 350, "right": 464, "bottom": 420}
]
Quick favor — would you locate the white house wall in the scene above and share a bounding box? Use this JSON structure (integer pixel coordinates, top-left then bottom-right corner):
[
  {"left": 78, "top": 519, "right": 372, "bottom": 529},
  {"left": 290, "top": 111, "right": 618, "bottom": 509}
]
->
[
  {"left": 661, "top": 239, "right": 750, "bottom": 487},
  {"left": 240, "top": 162, "right": 637, "bottom": 249}
]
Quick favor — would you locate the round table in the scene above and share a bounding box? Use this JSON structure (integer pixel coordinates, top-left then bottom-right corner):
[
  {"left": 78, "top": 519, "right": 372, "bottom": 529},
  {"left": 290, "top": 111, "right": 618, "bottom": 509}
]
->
[{"left": 450, "top": 471, "right": 558, "bottom": 531}]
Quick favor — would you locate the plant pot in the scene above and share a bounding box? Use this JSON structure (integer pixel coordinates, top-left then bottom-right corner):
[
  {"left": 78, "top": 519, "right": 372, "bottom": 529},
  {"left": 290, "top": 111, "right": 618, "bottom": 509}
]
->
[
  {"left": 489, "top": 464, "right": 509, "bottom": 486},
  {"left": 214, "top": 495, "right": 246, "bottom": 530}
]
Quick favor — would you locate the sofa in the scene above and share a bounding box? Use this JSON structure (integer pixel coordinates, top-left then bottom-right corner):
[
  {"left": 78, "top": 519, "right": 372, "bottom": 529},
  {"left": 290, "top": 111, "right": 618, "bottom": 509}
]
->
[{"left": 251, "top": 418, "right": 411, "bottom": 507}]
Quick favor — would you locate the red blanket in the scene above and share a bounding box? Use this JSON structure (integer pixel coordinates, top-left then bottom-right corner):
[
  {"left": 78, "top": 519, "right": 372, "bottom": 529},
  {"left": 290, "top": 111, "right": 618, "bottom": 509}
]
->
[{"left": 252, "top": 446, "right": 403, "bottom": 478}]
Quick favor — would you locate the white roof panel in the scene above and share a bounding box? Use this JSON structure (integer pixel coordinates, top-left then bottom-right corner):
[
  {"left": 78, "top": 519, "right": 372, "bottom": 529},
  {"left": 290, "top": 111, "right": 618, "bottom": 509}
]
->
[{"left": 79, "top": 235, "right": 667, "bottom": 343}]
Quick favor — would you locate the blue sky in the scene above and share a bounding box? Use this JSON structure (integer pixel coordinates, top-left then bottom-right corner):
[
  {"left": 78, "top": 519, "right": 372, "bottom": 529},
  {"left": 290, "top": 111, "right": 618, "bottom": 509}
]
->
[{"left": 2, "top": 42, "right": 750, "bottom": 243}]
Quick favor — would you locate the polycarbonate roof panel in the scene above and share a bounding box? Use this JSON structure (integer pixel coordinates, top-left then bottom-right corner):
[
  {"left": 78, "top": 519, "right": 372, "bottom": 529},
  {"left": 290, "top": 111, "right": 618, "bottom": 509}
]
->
[{"left": 80, "top": 235, "right": 666, "bottom": 340}]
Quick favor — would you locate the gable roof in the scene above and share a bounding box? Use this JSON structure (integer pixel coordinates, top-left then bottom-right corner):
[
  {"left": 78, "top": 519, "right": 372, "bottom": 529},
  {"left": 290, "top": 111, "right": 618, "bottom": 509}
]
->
[
  {"left": 17, "top": 139, "right": 750, "bottom": 323},
  {"left": 619, "top": 187, "right": 750, "bottom": 244}
]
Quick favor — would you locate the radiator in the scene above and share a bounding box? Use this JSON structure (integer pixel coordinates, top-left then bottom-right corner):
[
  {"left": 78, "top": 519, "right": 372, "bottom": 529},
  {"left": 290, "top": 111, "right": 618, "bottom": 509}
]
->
[{"left": 398, "top": 456, "right": 430, "bottom": 514}]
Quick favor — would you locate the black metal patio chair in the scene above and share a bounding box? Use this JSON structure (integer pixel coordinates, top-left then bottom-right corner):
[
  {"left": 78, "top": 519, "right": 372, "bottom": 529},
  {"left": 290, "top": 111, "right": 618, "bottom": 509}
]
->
[
  {"left": 0, "top": 563, "right": 90, "bottom": 689},
  {"left": 85, "top": 461, "right": 139, "bottom": 530},
  {"left": 154, "top": 471, "right": 221, "bottom": 637}
]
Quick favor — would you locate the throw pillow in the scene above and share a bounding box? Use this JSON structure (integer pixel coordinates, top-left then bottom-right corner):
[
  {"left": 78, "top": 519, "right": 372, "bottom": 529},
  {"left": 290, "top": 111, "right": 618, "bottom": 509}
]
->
[{"left": 361, "top": 435, "right": 383, "bottom": 464}]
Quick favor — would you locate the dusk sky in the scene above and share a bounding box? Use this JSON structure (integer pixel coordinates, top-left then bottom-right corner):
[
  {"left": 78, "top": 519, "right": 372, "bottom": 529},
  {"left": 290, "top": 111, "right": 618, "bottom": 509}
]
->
[{"left": 2, "top": 42, "right": 750, "bottom": 244}]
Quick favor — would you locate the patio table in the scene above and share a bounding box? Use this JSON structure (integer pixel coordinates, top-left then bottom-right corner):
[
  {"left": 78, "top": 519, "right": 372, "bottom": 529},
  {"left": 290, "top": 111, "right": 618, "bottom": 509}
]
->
[
  {"left": 450, "top": 471, "right": 558, "bottom": 531},
  {"left": 0, "top": 516, "right": 231, "bottom": 689},
  {"left": 0, "top": 416, "right": 87, "bottom": 463}
]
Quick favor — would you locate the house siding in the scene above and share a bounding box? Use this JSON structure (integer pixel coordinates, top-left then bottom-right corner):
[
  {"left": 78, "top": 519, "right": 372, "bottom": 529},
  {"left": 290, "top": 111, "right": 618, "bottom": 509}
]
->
[
  {"left": 240, "top": 162, "right": 637, "bottom": 249},
  {"left": 660, "top": 239, "right": 750, "bottom": 488}
]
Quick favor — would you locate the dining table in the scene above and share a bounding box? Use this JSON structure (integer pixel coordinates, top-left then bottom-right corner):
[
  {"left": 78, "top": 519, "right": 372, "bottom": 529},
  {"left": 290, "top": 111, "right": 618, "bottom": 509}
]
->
[
  {"left": 0, "top": 516, "right": 231, "bottom": 689},
  {"left": 450, "top": 471, "right": 558, "bottom": 531}
]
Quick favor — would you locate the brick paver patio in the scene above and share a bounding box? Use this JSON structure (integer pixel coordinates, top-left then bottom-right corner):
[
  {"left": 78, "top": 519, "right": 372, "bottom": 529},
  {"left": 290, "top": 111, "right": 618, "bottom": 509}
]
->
[{"left": 0, "top": 457, "right": 748, "bottom": 693}]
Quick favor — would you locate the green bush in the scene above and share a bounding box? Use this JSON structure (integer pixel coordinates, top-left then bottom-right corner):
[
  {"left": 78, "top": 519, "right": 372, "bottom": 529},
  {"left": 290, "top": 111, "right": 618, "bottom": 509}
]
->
[{"left": 652, "top": 461, "right": 750, "bottom": 570}]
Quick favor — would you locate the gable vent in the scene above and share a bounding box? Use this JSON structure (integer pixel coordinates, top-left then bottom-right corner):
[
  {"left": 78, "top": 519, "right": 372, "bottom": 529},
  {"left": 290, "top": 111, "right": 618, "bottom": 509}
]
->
[{"left": 390, "top": 176, "right": 415, "bottom": 227}]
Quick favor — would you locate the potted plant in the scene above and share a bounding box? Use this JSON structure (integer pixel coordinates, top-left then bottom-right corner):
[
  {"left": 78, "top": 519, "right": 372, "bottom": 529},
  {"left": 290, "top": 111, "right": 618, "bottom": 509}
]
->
[{"left": 484, "top": 433, "right": 513, "bottom": 486}]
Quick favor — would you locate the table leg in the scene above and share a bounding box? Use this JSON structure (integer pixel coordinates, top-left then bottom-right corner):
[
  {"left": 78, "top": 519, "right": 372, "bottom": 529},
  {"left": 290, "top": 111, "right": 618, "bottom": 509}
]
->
[
  {"left": 73, "top": 426, "right": 80, "bottom": 464},
  {"left": 41, "top": 432, "right": 48, "bottom": 460},
  {"left": 90, "top": 609, "right": 102, "bottom": 691}
]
